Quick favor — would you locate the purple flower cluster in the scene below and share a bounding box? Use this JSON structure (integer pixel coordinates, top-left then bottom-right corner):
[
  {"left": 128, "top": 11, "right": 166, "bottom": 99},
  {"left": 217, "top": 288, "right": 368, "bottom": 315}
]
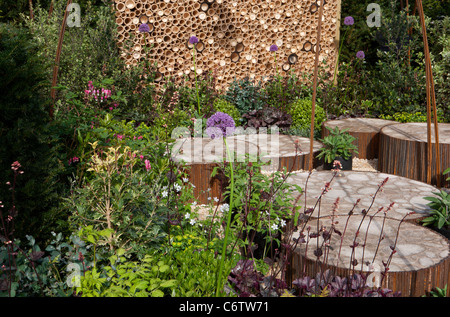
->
[
  {"left": 206, "top": 112, "right": 236, "bottom": 139},
  {"left": 189, "top": 36, "right": 199, "bottom": 44},
  {"left": 356, "top": 50, "right": 365, "bottom": 60},
  {"left": 139, "top": 23, "right": 150, "bottom": 33},
  {"left": 269, "top": 44, "right": 278, "bottom": 52},
  {"left": 344, "top": 16, "right": 354, "bottom": 26}
]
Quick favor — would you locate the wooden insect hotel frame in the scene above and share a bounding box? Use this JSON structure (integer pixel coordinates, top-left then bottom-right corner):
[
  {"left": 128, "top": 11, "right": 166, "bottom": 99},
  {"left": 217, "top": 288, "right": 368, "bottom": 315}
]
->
[{"left": 113, "top": 0, "right": 342, "bottom": 90}]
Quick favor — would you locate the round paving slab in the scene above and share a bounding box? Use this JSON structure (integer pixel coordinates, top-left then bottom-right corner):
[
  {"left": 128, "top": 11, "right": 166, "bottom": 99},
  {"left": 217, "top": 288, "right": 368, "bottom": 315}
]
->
[
  {"left": 288, "top": 215, "right": 450, "bottom": 296},
  {"left": 171, "top": 134, "right": 322, "bottom": 204},
  {"left": 379, "top": 122, "right": 450, "bottom": 188},
  {"left": 322, "top": 118, "right": 396, "bottom": 159},
  {"left": 230, "top": 134, "right": 323, "bottom": 173},
  {"left": 286, "top": 170, "right": 437, "bottom": 221}
]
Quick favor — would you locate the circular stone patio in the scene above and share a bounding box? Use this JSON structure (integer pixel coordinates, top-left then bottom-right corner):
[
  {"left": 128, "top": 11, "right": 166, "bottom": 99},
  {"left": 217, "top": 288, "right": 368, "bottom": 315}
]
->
[
  {"left": 171, "top": 134, "right": 322, "bottom": 204},
  {"left": 285, "top": 170, "right": 450, "bottom": 296},
  {"left": 286, "top": 170, "right": 437, "bottom": 222},
  {"left": 288, "top": 215, "right": 450, "bottom": 297}
]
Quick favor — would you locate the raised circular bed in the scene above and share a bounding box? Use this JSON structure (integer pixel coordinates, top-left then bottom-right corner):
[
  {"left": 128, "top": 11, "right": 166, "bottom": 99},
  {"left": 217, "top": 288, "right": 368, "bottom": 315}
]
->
[
  {"left": 171, "top": 134, "right": 322, "bottom": 204},
  {"left": 379, "top": 122, "right": 450, "bottom": 188},
  {"left": 286, "top": 170, "right": 437, "bottom": 222},
  {"left": 322, "top": 118, "right": 396, "bottom": 160},
  {"left": 287, "top": 215, "right": 450, "bottom": 297}
]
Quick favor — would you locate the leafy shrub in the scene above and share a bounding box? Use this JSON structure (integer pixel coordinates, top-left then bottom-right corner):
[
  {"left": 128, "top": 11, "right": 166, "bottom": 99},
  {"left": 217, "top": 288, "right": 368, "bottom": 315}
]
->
[
  {"left": 288, "top": 98, "right": 326, "bottom": 135},
  {"left": 379, "top": 111, "right": 428, "bottom": 122},
  {"left": 263, "top": 72, "right": 310, "bottom": 111},
  {"left": 76, "top": 247, "right": 238, "bottom": 297},
  {"left": 224, "top": 78, "right": 266, "bottom": 117},
  {"left": 0, "top": 23, "right": 68, "bottom": 243},
  {"left": 242, "top": 107, "right": 292, "bottom": 132},
  {"left": 65, "top": 141, "right": 189, "bottom": 257},
  {"left": 421, "top": 190, "right": 450, "bottom": 229},
  {"left": 213, "top": 98, "right": 241, "bottom": 125},
  {"left": 217, "top": 158, "right": 302, "bottom": 260}
]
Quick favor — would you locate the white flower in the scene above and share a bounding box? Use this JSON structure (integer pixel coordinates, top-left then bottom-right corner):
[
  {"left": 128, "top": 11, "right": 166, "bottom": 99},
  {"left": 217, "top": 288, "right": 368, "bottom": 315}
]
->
[
  {"left": 190, "top": 218, "right": 196, "bottom": 225},
  {"left": 174, "top": 183, "right": 182, "bottom": 192},
  {"left": 207, "top": 197, "right": 211, "bottom": 201},
  {"left": 220, "top": 203, "right": 230, "bottom": 213},
  {"left": 185, "top": 213, "right": 190, "bottom": 219},
  {"left": 280, "top": 219, "right": 286, "bottom": 228},
  {"left": 161, "top": 190, "right": 168, "bottom": 198},
  {"left": 271, "top": 223, "right": 279, "bottom": 231},
  {"left": 182, "top": 177, "right": 189, "bottom": 183},
  {"left": 213, "top": 197, "right": 219, "bottom": 202},
  {"left": 191, "top": 201, "right": 197, "bottom": 207}
]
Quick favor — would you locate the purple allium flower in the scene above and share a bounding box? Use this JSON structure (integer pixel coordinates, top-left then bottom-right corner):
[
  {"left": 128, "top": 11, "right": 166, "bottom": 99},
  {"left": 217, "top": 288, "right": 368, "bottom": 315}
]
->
[
  {"left": 269, "top": 44, "right": 278, "bottom": 52},
  {"left": 206, "top": 112, "right": 236, "bottom": 139},
  {"left": 356, "top": 50, "right": 365, "bottom": 59},
  {"left": 344, "top": 16, "right": 354, "bottom": 26},
  {"left": 139, "top": 23, "right": 150, "bottom": 33},
  {"left": 189, "top": 36, "right": 199, "bottom": 44}
]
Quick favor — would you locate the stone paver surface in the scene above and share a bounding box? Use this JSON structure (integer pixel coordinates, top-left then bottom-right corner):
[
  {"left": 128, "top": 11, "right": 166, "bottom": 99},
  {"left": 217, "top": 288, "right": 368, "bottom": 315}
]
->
[
  {"left": 291, "top": 215, "right": 449, "bottom": 273},
  {"left": 286, "top": 170, "right": 438, "bottom": 221}
]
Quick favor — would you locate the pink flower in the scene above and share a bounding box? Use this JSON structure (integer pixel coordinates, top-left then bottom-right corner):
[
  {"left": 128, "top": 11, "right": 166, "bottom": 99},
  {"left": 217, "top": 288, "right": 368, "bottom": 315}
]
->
[
  {"left": 117, "top": 134, "right": 124, "bottom": 140},
  {"left": 137, "top": 136, "right": 143, "bottom": 140},
  {"left": 145, "top": 159, "right": 151, "bottom": 171},
  {"left": 139, "top": 155, "right": 144, "bottom": 160}
]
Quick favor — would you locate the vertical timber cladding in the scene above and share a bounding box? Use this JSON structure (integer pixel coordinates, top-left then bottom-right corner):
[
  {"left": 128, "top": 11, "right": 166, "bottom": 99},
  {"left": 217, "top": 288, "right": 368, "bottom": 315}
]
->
[{"left": 114, "top": 0, "right": 341, "bottom": 89}]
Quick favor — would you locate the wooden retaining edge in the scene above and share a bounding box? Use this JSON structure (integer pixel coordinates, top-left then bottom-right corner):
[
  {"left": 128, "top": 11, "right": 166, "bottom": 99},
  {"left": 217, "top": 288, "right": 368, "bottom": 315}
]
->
[
  {"left": 285, "top": 252, "right": 449, "bottom": 297},
  {"left": 285, "top": 224, "right": 450, "bottom": 297},
  {"left": 181, "top": 149, "right": 322, "bottom": 205},
  {"left": 378, "top": 123, "right": 450, "bottom": 188}
]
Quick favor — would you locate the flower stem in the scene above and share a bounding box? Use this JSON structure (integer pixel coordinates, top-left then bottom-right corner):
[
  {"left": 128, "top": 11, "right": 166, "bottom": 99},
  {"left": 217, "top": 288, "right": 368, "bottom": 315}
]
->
[
  {"left": 192, "top": 46, "right": 200, "bottom": 114},
  {"left": 216, "top": 138, "right": 234, "bottom": 296},
  {"left": 332, "top": 28, "right": 348, "bottom": 85}
]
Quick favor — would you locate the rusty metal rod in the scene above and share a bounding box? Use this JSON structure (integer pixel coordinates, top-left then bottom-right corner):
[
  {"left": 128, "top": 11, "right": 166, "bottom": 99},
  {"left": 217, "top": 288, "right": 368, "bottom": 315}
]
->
[
  {"left": 416, "top": 0, "right": 440, "bottom": 186},
  {"left": 309, "top": 0, "right": 325, "bottom": 171}
]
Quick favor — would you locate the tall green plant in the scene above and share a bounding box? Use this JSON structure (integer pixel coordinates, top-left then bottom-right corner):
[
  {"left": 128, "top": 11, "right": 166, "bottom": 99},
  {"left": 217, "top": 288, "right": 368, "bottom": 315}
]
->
[{"left": 0, "top": 23, "right": 67, "bottom": 243}]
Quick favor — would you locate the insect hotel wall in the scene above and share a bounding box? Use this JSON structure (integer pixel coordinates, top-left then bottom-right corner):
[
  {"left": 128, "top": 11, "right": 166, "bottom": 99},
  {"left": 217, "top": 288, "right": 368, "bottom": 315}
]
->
[{"left": 114, "top": 0, "right": 342, "bottom": 90}]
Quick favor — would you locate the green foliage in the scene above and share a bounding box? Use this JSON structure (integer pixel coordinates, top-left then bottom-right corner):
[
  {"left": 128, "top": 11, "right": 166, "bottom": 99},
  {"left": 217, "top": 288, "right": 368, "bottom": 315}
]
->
[
  {"left": 65, "top": 142, "right": 186, "bottom": 256},
  {"left": 175, "top": 72, "right": 218, "bottom": 117},
  {"left": 77, "top": 253, "right": 177, "bottom": 297},
  {"left": 24, "top": 1, "right": 158, "bottom": 122},
  {"left": 263, "top": 72, "right": 311, "bottom": 111},
  {"left": 421, "top": 190, "right": 450, "bottom": 229},
  {"left": 0, "top": 22, "right": 69, "bottom": 243},
  {"left": 288, "top": 98, "right": 326, "bottom": 136},
  {"left": 425, "top": 285, "right": 448, "bottom": 297},
  {"left": 0, "top": 230, "right": 93, "bottom": 297},
  {"left": 379, "top": 111, "right": 428, "bottom": 122},
  {"left": 224, "top": 78, "right": 266, "bottom": 119},
  {"left": 317, "top": 127, "right": 359, "bottom": 163},
  {"left": 444, "top": 167, "right": 450, "bottom": 181},
  {"left": 428, "top": 16, "right": 450, "bottom": 122},
  {"left": 76, "top": 247, "right": 237, "bottom": 297},
  {"left": 213, "top": 98, "right": 241, "bottom": 125},
  {"left": 216, "top": 158, "right": 302, "bottom": 258}
]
